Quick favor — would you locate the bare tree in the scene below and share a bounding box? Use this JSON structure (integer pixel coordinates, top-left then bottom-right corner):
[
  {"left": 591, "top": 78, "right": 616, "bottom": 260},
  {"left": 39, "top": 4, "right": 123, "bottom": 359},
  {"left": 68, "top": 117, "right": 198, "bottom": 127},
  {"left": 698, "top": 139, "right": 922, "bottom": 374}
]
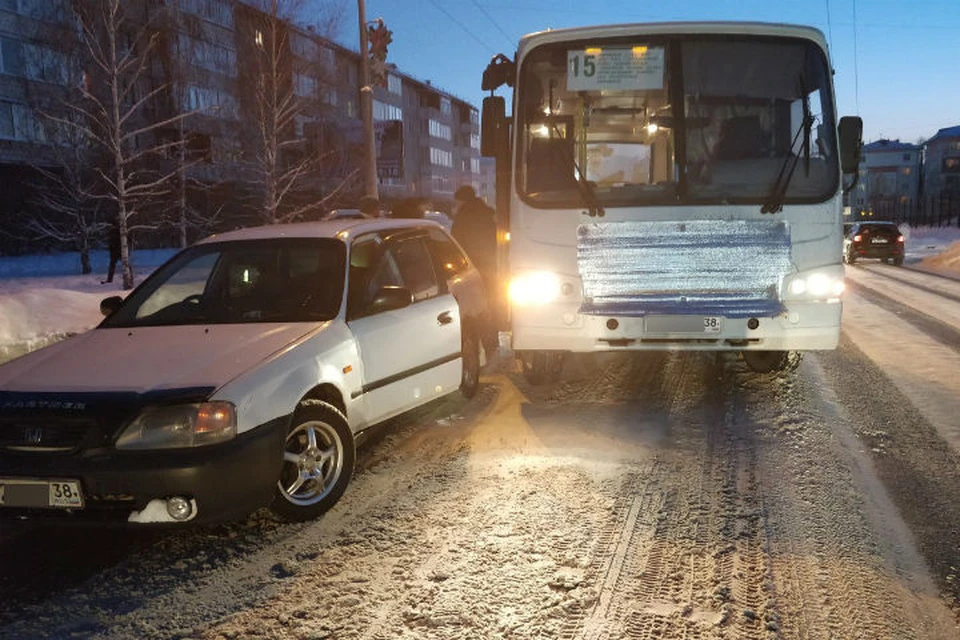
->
[
  {"left": 153, "top": 0, "right": 227, "bottom": 248},
  {"left": 24, "top": 134, "right": 106, "bottom": 275},
  {"left": 51, "top": 0, "right": 195, "bottom": 289},
  {"left": 17, "top": 31, "right": 106, "bottom": 275},
  {"left": 238, "top": 0, "right": 356, "bottom": 225}
]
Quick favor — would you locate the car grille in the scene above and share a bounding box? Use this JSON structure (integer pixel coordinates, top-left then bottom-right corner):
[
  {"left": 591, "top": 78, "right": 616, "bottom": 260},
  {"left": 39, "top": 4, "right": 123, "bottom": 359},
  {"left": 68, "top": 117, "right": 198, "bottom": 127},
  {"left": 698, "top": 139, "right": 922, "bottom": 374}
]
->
[
  {"left": 577, "top": 220, "right": 792, "bottom": 318},
  {"left": 0, "top": 417, "right": 102, "bottom": 454}
]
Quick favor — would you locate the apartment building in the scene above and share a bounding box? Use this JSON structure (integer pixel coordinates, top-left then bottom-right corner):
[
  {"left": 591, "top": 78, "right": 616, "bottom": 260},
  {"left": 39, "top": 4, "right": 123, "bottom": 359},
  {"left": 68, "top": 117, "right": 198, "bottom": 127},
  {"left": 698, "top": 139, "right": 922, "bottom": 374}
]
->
[
  {"left": 0, "top": 0, "right": 479, "bottom": 244},
  {"left": 849, "top": 138, "right": 922, "bottom": 219},
  {"left": 923, "top": 125, "right": 960, "bottom": 204}
]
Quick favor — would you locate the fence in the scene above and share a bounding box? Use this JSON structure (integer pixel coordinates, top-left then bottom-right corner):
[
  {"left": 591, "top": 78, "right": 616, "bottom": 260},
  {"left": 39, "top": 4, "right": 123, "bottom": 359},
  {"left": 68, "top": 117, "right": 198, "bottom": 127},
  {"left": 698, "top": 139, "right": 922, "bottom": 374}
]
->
[{"left": 857, "top": 194, "right": 960, "bottom": 227}]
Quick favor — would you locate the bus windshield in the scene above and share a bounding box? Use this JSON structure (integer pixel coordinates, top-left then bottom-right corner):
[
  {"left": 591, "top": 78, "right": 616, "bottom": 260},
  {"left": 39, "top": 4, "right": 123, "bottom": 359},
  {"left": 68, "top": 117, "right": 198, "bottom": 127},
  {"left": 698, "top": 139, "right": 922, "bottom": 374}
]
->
[{"left": 518, "top": 35, "right": 838, "bottom": 208}]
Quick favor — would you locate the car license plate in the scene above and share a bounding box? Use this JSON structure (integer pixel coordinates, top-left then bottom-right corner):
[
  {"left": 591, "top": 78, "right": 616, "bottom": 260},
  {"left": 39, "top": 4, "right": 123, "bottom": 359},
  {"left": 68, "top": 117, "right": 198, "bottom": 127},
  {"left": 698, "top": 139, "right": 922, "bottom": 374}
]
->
[
  {"left": 645, "top": 315, "right": 724, "bottom": 334},
  {"left": 871, "top": 238, "right": 888, "bottom": 244},
  {"left": 703, "top": 317, "right": 723, "bottom": 333},
  {"left": 0, "top": 478, "right": 84, "bottom": 509}
]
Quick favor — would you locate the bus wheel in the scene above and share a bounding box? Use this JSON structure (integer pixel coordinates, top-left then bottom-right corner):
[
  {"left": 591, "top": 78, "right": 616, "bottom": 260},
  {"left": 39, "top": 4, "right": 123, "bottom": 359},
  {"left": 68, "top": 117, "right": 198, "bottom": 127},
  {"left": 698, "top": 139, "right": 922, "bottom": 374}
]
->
[
  {"left": 520, "top": 351, "right": 565, "bottom": 385},
  {"left": 741, "top": 350, "right": 803, "bottom": 374}
]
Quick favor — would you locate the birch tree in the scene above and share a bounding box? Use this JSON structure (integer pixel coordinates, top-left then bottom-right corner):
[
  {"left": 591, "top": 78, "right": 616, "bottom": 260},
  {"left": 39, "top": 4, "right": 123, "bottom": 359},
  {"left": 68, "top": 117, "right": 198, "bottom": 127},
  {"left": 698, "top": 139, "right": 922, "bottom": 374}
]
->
[
  {"left": 58, "top": 0, "right": 194, "bottom": 289},
  {"left": 238, "top": 0, "right": 354, "bottom": 224}
]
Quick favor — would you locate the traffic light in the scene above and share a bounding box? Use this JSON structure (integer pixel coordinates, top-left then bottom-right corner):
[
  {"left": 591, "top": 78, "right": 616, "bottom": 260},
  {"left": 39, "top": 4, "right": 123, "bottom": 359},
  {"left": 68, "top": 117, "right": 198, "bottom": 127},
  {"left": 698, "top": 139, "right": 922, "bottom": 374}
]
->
[{"left": 367, "top": 18, "right": 392, "bottom": 87}]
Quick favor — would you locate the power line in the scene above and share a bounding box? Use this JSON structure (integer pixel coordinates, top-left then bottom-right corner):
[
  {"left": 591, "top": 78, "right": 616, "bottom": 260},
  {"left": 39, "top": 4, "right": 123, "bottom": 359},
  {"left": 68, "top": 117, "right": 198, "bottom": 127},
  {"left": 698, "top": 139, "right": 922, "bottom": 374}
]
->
[
  {"left": 470, "top": 0, "right": 515, "bottom": 48},
  {"left": 853, "top": 0, "right": 860, "bottom": 114},
  {"left": 825, "top": 0, "right": 834, "bottom": 56},
  {"left": 425, "top": 0, "right": 498, "bottom": 53}
]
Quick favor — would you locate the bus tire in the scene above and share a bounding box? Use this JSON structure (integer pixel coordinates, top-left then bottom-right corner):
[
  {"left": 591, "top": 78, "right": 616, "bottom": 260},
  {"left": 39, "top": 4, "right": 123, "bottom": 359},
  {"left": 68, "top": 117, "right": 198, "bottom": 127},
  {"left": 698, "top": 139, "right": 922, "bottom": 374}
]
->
[
  {"left": 520, "top": 351, "right": 565, "bottom": 385},
  {"left": 741, "top": 350, "right": 803, "bottom": 374}
]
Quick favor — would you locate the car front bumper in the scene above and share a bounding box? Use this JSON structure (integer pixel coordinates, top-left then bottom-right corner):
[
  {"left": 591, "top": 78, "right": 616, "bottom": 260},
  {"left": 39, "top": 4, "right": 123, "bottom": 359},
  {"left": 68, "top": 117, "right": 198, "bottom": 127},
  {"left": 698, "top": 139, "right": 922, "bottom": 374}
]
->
[{"left": 0, "top": 417, "right": 288, "bottom": 525}]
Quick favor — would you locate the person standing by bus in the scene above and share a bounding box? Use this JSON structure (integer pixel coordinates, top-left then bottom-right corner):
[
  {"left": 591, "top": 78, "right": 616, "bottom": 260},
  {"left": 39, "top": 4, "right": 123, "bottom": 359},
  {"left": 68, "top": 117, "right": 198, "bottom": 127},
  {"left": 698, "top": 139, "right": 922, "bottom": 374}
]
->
[{"left": 452, "top": 185, "right": 499, "bottom": 355}]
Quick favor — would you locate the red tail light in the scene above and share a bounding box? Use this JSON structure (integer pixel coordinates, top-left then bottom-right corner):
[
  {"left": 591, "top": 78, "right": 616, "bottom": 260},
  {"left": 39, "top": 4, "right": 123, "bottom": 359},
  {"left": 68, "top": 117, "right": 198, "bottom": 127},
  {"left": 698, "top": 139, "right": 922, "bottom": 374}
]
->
[
  {"left": 897, "top": 235, "right": 904, "bottom": 243},
  {"left": 853, "top": 234, "right": 862, "bottom": 242}
]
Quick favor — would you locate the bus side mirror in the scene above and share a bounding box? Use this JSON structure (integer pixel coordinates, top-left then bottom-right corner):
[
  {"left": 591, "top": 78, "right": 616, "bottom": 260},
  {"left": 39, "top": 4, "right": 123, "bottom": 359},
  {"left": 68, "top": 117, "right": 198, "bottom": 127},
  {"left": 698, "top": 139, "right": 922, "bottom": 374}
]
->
[
  {"left": 838, "top": 116, "right": 863, "bottom": 174},
  {"left": 481, "top": 96, "right": 507, "bottom": 158}
]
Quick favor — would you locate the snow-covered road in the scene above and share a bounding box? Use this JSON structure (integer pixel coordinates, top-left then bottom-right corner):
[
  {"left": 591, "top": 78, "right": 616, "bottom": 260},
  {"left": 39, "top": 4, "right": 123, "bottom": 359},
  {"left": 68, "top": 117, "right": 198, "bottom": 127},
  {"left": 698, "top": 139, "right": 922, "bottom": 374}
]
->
[
  {"left": 2, "top": 263, "right": 960, "bottom": 638},
  {"left": 2, "top": 249, "right": 960, "bottom": 639}
]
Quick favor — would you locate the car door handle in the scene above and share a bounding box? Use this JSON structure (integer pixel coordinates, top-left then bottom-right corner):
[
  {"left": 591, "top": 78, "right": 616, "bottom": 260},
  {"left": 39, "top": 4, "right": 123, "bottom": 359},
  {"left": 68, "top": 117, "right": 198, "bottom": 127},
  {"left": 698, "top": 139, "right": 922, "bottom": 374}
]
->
[{"left": 437, "top": 311, "right": 453, "bottom": 325}]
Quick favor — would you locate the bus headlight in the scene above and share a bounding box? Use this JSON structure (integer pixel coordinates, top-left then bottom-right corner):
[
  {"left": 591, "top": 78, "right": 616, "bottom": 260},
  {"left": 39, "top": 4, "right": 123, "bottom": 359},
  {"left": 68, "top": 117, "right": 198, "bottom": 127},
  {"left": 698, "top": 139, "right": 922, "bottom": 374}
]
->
[
  {"left": 784, "top": 271, "right": 845, "bottom": 301},
  {"left": 509, "top": 271, "right": 563, "bottom": 306}
]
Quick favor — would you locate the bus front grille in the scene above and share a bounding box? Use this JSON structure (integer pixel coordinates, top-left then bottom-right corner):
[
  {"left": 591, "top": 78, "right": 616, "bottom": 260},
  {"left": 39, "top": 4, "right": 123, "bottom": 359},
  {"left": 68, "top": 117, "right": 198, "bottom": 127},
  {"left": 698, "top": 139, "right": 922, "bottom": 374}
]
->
[{"left": 577, "top": 220, "right": 792, "bottom": 319}]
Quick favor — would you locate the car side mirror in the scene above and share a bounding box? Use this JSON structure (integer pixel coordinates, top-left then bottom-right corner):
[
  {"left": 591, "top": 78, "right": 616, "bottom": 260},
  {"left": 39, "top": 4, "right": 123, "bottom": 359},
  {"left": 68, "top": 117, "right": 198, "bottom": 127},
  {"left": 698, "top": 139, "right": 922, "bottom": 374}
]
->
[
  {"left": 369, "top": 285, "right": 413, "bottom": 313},
  {"left": 100, "top": 295, "right": 123, "bottom": 317},
  {"left": 838, "top": 116, "right": 863, "bottom": 174}
]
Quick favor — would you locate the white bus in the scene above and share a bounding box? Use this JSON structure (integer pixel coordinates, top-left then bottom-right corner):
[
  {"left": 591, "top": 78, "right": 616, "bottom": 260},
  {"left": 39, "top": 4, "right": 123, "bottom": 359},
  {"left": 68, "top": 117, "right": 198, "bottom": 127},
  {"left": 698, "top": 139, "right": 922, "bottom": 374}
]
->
[{"left": 480, "top": 22, "right": 863, "bottom": 382}]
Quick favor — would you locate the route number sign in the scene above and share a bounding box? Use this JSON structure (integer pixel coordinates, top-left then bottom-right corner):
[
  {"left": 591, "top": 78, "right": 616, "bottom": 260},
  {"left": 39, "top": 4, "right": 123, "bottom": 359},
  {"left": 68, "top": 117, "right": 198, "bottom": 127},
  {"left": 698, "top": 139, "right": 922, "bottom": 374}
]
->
[{"left": 567, "top": 46, "right": 665, "bottom": 91}]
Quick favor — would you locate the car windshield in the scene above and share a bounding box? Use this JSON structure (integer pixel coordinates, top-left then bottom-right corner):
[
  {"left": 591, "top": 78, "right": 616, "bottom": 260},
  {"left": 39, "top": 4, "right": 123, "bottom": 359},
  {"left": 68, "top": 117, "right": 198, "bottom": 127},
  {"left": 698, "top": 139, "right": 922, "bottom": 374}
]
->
[
  {"left": 101, "top": 238, "right": 346, "bottom": 328},
  {"left": 517, "top": 34, "right": 838, "bottom": 207}
]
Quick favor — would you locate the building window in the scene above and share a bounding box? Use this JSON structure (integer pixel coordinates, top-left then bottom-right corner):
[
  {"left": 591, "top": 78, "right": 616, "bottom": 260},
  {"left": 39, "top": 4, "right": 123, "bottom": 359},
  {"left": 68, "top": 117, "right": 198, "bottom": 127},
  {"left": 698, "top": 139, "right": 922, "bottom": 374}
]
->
[
  {"left": 429, "top": 147, "right": 452, "bottom": 167},
  {"left": 0, "top": 37, "right": 24, "bottom": 76},
  {"left": 470, "top": 108, "right": 479, "bottom": 125},
  {"left": 440, "top": 97, "right": 451, "bottom": 115},
  {"left": 294, "top": 73, "right": 317, "bottom": 98},
  {"left": 373, "top": 100, "right": 402, "bottom": 122},
  {"left": 387, "top": 73, "right": 402, "bottom": 96},
  {"left": 428, "top": 119, "right": 451, "bottom": 141},
  {"left": 902, "top": 167, "right": 911, "bottom": 175},
  {"left": 471, "top": 157, "right": 480, "bottom": 173},
  {"left": 180, "top": 0, "right": 233, "bottom": 28}
]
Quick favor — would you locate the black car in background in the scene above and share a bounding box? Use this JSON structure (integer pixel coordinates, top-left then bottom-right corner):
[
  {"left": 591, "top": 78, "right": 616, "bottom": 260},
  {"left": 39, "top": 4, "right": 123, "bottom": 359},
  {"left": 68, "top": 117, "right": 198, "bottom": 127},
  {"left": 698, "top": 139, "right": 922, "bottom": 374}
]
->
[{"left": 843, "top": 221, "right": 905, "bottom": 266}]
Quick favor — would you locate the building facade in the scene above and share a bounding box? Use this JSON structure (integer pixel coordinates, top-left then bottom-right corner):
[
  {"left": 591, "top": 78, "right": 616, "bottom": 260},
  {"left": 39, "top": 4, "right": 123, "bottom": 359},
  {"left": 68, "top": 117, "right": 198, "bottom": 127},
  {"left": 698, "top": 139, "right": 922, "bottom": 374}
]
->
[
  {"left": 0, "top": 0, "right": 480, "bottom": 249},
  {"left": 849, "top": 138, "right": 922, "bottom": 220},
  {"left": 923, "top": 125, "right": 960, "bottom": 205}
]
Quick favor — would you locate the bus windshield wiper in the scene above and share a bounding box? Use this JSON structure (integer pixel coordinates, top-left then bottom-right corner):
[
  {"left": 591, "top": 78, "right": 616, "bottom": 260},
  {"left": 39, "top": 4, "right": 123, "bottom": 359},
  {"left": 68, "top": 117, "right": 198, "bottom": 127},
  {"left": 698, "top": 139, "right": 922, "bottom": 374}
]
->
[
  {"left": 761, "top": 77, "right": 814, "bottom": 214},
  {"left": 550, "top": 121, "right": 605, "bottom": 218}
]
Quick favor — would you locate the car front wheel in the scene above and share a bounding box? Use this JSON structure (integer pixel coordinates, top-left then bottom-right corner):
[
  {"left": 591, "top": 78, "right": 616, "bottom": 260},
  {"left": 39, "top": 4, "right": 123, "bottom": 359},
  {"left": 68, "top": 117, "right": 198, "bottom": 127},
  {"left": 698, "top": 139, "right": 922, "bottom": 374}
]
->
[{"left": 271, "top": 401, "right": 355, "bottom": 522}]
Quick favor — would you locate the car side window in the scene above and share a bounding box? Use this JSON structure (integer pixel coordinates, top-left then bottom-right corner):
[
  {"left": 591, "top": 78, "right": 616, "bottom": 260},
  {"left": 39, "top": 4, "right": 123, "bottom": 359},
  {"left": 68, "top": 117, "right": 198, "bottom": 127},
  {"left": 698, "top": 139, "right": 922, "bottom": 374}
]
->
[
  {"left": 348, "top": 236, "right": 403, "bottom": 319},
  {"left": 426, "top": 227, "right": 470, "bottom": 287},
  {"left": 391, "top": 236, "right": 440, "bottom": 302}
]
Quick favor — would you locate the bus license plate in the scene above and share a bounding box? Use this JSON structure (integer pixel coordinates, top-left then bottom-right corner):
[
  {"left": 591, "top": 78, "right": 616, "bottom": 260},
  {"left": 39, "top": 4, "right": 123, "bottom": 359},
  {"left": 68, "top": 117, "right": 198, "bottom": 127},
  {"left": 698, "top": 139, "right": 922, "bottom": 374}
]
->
[
  {"left": 0, "top": 478, "right": 84, "bottom": 509},
  {"left": 703, "top": 317, "right": 723, "bottom": 333}
]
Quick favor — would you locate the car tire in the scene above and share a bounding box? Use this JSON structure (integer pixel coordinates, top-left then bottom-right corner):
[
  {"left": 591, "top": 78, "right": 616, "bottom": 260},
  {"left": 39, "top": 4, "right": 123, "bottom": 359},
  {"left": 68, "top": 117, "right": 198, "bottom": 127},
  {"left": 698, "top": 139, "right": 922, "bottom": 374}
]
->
[
  {"left": 845, "top": 252, "right": 856, "bottom": 264},
  {"left": 271, "top": 400, "right": 355, "bottom": 522},
  {"left": 460, "top": 326, "right": 480, "bottom": 399},
  {"left": 741, "top": 350, "right": 803, "bottom": 374},
  {"left": 893, "top": 256, "right": 903, "bottom": 266}
]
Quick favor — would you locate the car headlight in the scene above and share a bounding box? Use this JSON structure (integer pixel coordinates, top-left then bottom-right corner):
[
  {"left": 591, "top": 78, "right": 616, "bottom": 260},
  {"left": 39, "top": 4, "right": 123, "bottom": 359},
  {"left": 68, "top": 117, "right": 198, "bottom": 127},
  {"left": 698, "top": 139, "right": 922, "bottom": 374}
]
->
[
  {"left": 508, "top": 271, "right": 563, "bottom": 306},
  {"left": 784, "top": 271, "right": 845, "bottom": 301},
  {"left": 116, "top": 402, "right": 237, "bottom": 450}
]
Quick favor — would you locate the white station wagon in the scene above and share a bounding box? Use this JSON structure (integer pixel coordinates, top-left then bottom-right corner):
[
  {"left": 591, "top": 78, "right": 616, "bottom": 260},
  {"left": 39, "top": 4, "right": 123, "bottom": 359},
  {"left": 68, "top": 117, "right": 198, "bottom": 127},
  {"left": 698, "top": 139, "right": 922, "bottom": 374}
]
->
[{"left": 0, "top": 218, "right": 489, "bottom": 525}]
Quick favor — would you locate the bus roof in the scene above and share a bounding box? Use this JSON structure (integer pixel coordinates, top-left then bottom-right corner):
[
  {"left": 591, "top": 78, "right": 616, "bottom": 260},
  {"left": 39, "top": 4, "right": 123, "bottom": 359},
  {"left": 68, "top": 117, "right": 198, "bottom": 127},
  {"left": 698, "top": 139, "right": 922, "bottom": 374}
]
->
[{"left": 517, "top": 21, "right": 829, "bottom": 56}]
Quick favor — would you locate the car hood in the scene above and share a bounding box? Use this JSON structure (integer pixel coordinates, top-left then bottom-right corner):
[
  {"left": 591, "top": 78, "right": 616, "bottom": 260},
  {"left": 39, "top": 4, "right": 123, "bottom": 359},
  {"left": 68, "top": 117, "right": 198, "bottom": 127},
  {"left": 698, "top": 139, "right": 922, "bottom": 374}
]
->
[{"left": 0, "top": 323, "right": 322, "bottom": 394}]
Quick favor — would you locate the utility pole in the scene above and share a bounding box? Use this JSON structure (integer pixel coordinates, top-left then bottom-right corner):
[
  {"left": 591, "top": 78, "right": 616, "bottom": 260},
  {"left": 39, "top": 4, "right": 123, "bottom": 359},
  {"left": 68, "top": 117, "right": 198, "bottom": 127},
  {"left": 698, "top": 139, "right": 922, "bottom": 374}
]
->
[{"left": 357, "top": 0, "right": 378, "bottom": 200}]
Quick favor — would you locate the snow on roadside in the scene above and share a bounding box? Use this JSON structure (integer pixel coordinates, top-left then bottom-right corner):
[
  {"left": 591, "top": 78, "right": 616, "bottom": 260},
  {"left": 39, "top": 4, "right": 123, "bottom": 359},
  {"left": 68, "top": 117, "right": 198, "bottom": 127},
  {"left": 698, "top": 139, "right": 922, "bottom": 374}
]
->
[{"left": 0, "top": 249, "right": 175, "bottom": 362}]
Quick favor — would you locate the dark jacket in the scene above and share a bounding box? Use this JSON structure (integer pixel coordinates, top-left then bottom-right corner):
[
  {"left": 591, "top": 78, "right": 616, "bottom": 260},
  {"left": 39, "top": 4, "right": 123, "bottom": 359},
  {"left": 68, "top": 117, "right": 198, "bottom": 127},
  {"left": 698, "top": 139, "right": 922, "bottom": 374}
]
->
[{"left": 451, "top": 198, "right": 497, "bottom": 275}]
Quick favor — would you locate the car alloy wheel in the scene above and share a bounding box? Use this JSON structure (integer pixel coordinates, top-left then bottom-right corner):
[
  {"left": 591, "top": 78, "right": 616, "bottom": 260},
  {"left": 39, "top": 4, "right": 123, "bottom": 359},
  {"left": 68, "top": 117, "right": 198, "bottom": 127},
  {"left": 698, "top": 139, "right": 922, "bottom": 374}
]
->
[{"left": 271, "top": 401, "right": 355, "bottom": 521}]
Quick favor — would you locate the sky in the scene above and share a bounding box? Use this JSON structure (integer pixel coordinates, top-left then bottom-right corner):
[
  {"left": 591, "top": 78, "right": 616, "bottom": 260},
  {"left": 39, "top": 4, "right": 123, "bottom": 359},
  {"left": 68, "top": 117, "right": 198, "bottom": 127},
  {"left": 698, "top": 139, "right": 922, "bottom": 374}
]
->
[{"left": 331, "top": 0, "right": 960, "bottom": 145}]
